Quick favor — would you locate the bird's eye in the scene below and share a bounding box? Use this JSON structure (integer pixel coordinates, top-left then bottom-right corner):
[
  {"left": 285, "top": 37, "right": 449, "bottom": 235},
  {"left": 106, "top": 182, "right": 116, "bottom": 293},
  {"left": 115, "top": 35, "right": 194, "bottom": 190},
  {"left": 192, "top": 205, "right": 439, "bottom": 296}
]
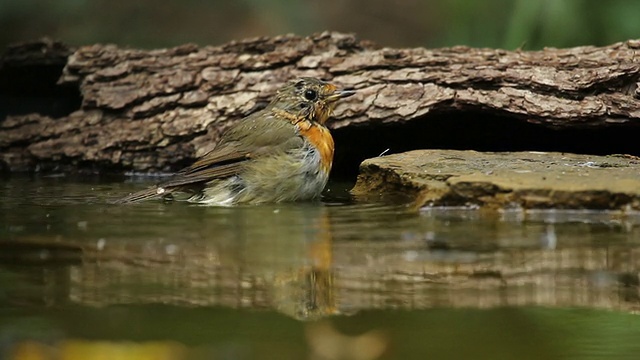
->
[{"left": 304, "top": 89, "right": 318, "bottom": 101}]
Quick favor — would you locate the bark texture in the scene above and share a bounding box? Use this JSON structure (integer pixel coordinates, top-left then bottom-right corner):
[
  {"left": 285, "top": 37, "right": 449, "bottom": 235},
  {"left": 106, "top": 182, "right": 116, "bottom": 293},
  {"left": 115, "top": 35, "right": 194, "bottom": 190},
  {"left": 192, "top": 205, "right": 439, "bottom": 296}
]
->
[{"left": 2, "top": 32, "right": 640, "bottom": 173}]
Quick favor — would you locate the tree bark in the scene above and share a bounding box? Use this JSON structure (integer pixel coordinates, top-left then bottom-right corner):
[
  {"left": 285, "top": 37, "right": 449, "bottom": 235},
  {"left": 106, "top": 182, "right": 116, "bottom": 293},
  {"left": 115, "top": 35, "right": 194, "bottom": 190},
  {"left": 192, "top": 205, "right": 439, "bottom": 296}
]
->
[{"left": 1, "top": 32, "right": 640, "bottom": 174}]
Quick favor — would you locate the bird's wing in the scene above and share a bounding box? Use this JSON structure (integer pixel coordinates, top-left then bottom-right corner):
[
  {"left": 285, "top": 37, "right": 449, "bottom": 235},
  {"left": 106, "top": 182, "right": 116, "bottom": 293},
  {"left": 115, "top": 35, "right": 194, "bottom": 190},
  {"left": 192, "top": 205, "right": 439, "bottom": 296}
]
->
[
  {"left": 156, "top": 142, "right": 251, "bottom": 188},
  {"left": 157, "top": 111, "right": 302, "bottom": 188},
  {"left": 113, "top": 111, "right": 303, "bottom": 204}
]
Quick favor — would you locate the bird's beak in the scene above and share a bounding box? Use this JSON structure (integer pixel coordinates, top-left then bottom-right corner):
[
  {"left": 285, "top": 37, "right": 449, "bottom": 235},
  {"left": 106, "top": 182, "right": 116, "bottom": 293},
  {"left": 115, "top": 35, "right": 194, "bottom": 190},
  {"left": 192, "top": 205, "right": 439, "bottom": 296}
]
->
[{"left": 327, "top": 89, "right": 356, "bottom": 102}]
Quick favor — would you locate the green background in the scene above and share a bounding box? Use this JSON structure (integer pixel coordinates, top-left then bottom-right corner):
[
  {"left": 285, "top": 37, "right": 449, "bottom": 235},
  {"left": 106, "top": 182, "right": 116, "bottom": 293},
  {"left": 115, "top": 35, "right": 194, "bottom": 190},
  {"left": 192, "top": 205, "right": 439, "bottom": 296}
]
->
[{"left": 2, "top": 0, "right": 639, "bottom": 50}]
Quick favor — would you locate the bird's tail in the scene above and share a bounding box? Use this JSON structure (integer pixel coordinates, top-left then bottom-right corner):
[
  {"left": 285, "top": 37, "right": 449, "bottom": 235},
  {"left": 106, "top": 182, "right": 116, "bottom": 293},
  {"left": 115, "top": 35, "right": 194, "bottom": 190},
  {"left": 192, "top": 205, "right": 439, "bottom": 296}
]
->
[{"left": 111, "top": 186, "right": 174, "bottom": 204}]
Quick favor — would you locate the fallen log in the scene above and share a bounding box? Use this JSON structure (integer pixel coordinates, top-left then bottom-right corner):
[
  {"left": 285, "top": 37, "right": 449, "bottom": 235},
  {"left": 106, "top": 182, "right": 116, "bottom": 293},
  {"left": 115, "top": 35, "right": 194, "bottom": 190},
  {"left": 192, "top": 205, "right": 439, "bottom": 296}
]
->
[{"left": 1, "top": 32, "right": 639, "bottom": 176}]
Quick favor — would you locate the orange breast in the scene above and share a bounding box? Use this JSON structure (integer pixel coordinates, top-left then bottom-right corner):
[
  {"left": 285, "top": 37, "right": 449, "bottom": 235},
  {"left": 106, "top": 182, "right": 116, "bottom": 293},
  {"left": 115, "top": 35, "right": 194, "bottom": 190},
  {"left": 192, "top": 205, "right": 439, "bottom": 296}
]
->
[{"left": 297, "top": 121, "right": 335, "bottom": 173}]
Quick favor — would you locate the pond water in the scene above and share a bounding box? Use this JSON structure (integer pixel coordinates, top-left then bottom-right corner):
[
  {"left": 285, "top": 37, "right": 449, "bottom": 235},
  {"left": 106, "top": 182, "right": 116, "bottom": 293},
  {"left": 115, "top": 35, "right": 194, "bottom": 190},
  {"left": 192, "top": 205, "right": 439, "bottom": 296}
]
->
[{"left": 1, "top": 175, "right": 640, "bottom": 359}]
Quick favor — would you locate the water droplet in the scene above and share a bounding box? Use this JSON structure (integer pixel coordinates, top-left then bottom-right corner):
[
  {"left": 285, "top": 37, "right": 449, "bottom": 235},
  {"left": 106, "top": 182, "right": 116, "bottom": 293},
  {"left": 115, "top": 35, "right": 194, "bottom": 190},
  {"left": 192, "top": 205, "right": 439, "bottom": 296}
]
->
[
  {"left": 39, "top": 249, "right": 50, "bottom": 260},
  {"left": 404, "top": 250, "right": 419, "bottom": 261},
  {"left": 165, "top": 244, "right": 178, "bottom": 255}
]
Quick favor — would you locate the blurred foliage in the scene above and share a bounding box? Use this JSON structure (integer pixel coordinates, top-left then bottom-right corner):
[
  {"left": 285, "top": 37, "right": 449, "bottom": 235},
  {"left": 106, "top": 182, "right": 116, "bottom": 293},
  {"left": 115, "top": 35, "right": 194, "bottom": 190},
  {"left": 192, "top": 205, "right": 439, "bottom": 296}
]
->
[
  {"left": 1, "top": 0, "right": 639, "bottom": 50},
  {"left": 3, "top": 306, "right": 640, "bottom": 360}
]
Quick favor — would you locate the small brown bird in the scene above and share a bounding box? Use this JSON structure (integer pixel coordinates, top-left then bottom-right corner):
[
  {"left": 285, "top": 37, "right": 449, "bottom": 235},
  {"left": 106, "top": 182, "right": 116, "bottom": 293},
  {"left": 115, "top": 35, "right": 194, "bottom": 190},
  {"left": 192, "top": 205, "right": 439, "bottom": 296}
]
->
[{"left": 116, "top": 77, "right": 355, "bottom": 205}]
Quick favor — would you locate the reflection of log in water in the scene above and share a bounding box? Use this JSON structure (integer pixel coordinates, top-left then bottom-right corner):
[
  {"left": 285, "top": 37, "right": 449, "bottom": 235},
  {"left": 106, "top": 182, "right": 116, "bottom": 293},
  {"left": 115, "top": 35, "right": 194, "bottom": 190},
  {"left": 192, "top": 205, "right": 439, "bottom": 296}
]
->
[
  {"left": 334, "top": 245, "right": 640, "bottom": 310},
  {"left": 6, "top": 238, "right": 638, "bottom": 318},
  {"left": 2, "top": 207, "right": 639, "bottom": 318},
  {"left": 66, "top": 205, "right": 338, "bottom": 319}
]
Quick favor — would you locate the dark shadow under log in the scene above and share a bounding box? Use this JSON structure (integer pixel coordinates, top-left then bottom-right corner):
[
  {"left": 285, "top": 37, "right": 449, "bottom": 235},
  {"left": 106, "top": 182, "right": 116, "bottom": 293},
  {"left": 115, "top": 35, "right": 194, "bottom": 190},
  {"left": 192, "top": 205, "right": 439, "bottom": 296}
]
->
[{"left": 332, "top": 110, "right": 640, "bottom": 179}]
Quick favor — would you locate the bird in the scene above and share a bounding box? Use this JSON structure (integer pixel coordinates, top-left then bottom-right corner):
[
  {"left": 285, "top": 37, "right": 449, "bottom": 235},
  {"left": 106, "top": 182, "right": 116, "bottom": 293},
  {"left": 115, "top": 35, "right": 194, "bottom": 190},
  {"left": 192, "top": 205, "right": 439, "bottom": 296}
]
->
[{"left": 115, "top": 77, "right": 355, "bottom": 205}]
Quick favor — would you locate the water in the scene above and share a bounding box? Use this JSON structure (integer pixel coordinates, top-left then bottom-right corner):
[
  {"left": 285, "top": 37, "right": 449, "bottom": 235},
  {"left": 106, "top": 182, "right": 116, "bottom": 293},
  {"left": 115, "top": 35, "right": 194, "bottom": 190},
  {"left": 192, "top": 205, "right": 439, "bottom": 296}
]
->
[{"left": 1, "top": 175, "right": 640, "bottom": 359}]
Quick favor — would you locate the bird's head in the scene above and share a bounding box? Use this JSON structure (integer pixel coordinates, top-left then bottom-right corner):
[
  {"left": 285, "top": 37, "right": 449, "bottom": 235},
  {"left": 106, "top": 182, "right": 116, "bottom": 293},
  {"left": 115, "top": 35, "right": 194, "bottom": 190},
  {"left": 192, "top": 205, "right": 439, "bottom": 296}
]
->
[{"left": 269, "top": 77, "right": 355, "bottom": 125}]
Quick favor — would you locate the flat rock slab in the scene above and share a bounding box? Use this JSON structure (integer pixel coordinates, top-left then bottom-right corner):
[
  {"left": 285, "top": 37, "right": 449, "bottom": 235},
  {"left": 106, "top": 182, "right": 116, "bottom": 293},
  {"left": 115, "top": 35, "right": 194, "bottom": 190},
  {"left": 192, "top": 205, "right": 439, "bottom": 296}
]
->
[{"left": 351, "top": 150, "right": 640, "bottom": 210}]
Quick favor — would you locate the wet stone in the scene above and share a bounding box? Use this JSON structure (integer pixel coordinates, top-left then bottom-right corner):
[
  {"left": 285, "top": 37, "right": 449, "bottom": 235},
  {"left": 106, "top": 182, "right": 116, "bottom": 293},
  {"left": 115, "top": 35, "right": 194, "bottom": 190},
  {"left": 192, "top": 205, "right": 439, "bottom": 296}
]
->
[{"left": 351, "top": 150, "right": 640, "bottom": 210}]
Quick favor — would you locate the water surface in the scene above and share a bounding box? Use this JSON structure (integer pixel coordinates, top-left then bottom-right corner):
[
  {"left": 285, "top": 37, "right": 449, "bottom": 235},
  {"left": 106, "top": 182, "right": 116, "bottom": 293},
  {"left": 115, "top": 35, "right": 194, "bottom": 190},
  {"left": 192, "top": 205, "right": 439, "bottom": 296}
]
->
[{"left": 1, "top": 175, "right": 640, "bottom": 359}]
